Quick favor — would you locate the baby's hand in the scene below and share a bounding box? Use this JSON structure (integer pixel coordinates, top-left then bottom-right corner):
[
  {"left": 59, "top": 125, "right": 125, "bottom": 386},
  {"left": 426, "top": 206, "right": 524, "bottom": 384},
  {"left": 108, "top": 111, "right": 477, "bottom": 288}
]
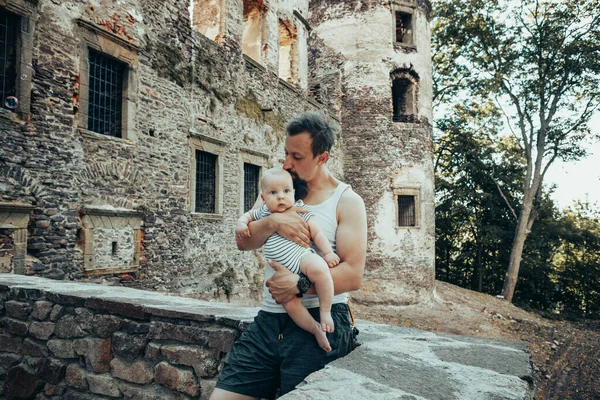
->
[
  {"left": 324, "top": 252, "right": 340, "bottom": 268},
  {"left": 235, "top": 223, "right": 251, "bottom": 240}
]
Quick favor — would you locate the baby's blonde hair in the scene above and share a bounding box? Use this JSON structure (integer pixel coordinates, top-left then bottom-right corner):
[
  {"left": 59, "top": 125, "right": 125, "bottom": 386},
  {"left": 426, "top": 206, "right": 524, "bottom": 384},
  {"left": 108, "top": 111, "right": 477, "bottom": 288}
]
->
[{"left": 260, "top": 167, "right": 293, "bottom": 192}]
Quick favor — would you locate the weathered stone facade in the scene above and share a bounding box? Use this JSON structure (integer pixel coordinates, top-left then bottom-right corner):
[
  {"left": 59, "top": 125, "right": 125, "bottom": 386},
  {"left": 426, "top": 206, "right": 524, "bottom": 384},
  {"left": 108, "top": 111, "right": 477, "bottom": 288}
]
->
[
  {"left": 308, "top": 0, "right": 435, "bottom": 304},
  {"left": 0, "top": 0, "right": 433, "bottom": 305}
]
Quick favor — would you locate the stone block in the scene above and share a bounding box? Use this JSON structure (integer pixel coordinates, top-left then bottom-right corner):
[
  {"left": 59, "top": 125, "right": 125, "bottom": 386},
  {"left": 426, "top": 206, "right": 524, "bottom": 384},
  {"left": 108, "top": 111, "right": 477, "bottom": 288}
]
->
[
  {"left": 111, "top": 331, "right": 147, "bottom": 362},
  {"left": 65, "top": 364, "right": 88, "bottom": 390},
  {"left": 75, "top": 307, "right": 95, "bottom": 331},
  {"left": 155, "top": 362, "right": 199, "bottom": 397},
  {"left": 148, "top": 321, "right": 209, "bottom": 345},
  {"left": 22, "top": 338, "right": 49, "bottom": 357},
  {"left": 87, "top": 373, "right": 122, "bottom": 398},
  {"left": 92, "top": 314, "right": 122, "bottom": 338},
  {"left": 145, "top": 342, "right": 161, "bottom": 360},
  {"left": 119, "top": 382, "right": 190, "bottom": 400},
  {"left": 1, "top": 317, "right": 30, "bottom": 336},
  {"left": 206, "top": 327, "right": 238, "bottom": 359},
  {"left": 31, "top": 300, "right": 53, "bottom": 320},
  {"left": 4, "top": 364, "right": 43, "bottom": 399},
  {"left": 121, "top": 318, "right": 149, "bottom": 334},
  {"left": 161, "top": 344, "right": 219, "bottom": 378},
  {"left": 47, "top": 339, "right": 76, "bottom": 358},
  {"left": 29, "top": 321, "right": 55, "bottom": 340},
  {"left": 73, "top": 338, "right": 112, "bottom": 373},
  {"left": 44, "top": 382, "right": 66, "bottom": 396},
  {"left": 54, "top": 315, "right": 86, "bottom": 338},
  {"left": 85, "top": 298, "right": 146, "bottom": 319},
  {"left": 0, "top": 334, "right": 23, "bottom": 352},
  {"left": 46, "top": 292, "right": 86, "bottom": 307},
  {"left": 5, "top": 300, "right": 32, "bottom": 319},
  {"left": 110, "top": 357, "right": 153, "bottom": 384},
  {"left": 36, "top": 357, "right": 67, "bottom": 384},
  {"left": 0, "top": 352, "right": 22, "bottom": 376},
  {"left": 49, "top": 304, "right": 67, "bottom": 321},
  {"left": 201, "top": 378, "right": 218, "bottom": 400}
]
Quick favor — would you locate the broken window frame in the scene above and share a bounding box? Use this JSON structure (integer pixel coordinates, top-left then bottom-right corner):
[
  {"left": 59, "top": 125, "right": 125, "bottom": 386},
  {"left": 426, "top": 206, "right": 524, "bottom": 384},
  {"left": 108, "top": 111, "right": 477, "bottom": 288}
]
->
[
  {"left": 0, "top": 2, "right": 35, "bottom": 118},
  {"left": 278, "top": 19, "right": 298, "bottom": 85},
  {"left": 191, "top": 0, "right": 226, "bottom": 43},
  {"left": 242, "top": 0, "right": 266, "bottom": 64},
  {"left": 77, "top": 18, "right": 139, "bottom": 141},
  {"left": 189, "top": 132, "right": 226, "bottom": 218},
  {"left": 392, "top": 2, "right": 416, "bottom": 50}
]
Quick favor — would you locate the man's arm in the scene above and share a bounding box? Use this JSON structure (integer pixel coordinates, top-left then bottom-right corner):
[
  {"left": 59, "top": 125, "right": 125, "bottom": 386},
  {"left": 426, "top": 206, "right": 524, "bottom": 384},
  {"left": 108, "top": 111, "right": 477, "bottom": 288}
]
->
[
  {"left": 267, "top": 189, "right": 367, "bottom": 302},
  {"left": 327, "top": 189, "right": 367, "bottom": 293}
]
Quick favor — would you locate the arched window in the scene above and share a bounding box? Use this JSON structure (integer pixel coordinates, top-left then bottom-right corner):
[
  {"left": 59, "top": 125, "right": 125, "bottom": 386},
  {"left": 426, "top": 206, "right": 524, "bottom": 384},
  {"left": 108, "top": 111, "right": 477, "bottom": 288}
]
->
[
  {"left": 242, "top": 0, "right": 265, "bottom": 63},
  {"left": 391, "top": 69, "right": 419, "bottom": 123}
]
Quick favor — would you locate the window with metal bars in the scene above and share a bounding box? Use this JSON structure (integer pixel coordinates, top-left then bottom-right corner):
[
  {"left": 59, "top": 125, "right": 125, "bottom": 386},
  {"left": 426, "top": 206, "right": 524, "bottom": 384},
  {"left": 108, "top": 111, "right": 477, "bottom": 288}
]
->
[
  {"left": 195, "top": 150, "right": 217, "bottom": 213},
  {"left": 243, "top": 163, "right": 260, "bottom": 212},
  {"left": 0, "top": 9, "right": 18, "bottom": 111},
  {"left": 87, "top": 49, "right": 126, "bottom": 137},
  {"left": 397, "top": 195, "right": 416, "bottom": 227}
]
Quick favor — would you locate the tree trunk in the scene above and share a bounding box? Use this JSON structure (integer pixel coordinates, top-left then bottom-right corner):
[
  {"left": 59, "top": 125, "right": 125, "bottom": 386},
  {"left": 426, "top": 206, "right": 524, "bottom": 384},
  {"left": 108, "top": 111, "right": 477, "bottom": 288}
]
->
[{"left": 502, "top": 202, "right": 534, "bottom": 302}]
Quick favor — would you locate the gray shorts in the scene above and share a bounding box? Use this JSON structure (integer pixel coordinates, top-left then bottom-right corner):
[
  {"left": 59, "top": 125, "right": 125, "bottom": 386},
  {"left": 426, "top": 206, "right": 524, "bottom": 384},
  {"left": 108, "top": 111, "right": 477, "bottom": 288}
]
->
[{"left": 215, "top": 303, "right": 357, "bottom": 399}]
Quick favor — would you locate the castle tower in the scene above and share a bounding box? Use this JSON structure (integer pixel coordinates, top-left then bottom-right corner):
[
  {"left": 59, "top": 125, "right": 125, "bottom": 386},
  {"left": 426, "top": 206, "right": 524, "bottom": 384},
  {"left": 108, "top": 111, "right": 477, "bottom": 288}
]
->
[{"left": 308, "top": 0, "right": 435, "bottom": 304}]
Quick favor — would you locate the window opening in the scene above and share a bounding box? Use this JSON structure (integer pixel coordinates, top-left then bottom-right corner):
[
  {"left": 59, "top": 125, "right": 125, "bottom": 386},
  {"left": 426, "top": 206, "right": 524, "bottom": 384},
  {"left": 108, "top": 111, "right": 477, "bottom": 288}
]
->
[
  {"left": 111, "top": 241, "right": 118, "bottom": 256},
  {"left": 395, "top": 11, "right": 413, "bottom": 44},
  {"left": 0, "top": 9, "right": 18, "bottom": 110},
  {"left": 192, "top": 0, "right": 223, "bottom": 41},
  {"left": 195, "top": 150, "right": 217, "bottom": 213},
  {"left": 87, "top": 49, "right": 125, "bottom": 137},
  {"left": 397, "top": 195, "right": 416, "bottom": 227},
  {"left": 243, "top": 163, "right": 260, "bottom": 212},
  {"left": 242, "top": 0, "right": 264, "bottom": 63},
  {"left": 278, "top": 20, "right": 297, "bottom": 84}
]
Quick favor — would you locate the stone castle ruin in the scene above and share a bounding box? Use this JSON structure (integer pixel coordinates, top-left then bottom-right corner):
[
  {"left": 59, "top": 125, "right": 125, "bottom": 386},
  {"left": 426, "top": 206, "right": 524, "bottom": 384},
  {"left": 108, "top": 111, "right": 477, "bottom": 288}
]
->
[{"left": 0, "top": 0, "right": 433, "bottom": 306}]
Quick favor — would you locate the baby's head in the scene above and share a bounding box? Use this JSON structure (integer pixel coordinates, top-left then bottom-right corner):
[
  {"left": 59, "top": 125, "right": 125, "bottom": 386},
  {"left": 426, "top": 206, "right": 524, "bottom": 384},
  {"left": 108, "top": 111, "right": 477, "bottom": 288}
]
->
[{"left": 260, "top": 167, "right": 295, "bottom": 213}]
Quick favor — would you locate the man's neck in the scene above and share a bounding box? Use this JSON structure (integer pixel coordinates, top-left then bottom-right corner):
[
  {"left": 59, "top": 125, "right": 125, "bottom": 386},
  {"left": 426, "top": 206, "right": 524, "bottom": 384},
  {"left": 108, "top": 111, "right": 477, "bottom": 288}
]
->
[{"left": 304, "top": 168, "right": 339, "bottom": 203}]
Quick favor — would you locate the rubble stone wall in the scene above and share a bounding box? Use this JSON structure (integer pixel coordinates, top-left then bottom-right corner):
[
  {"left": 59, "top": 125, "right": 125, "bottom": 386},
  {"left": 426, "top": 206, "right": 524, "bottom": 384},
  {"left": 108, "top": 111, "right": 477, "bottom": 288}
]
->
[{"left": 0, "top": 275, "right": 254, "bottom": 400}]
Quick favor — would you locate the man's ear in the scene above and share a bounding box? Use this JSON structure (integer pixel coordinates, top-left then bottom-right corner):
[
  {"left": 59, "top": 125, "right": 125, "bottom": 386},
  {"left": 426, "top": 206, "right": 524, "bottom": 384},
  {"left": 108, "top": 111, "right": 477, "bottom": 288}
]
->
[{"left": 317, "top": 151, "right": 329, "bottom": 165}]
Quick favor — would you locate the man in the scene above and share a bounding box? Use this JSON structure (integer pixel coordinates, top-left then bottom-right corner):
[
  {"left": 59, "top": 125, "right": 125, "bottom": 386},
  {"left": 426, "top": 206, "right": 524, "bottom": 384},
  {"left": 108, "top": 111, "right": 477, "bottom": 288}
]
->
[{"left": 210, "top": 111, "right": 367, "bottom": 400}]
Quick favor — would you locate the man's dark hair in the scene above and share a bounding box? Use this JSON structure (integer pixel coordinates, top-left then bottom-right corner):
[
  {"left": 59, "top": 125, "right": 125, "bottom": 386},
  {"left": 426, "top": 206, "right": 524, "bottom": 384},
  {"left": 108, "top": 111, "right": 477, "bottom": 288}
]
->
[{"left": 286, "top": 111, "right": 336, "bottom": 157}]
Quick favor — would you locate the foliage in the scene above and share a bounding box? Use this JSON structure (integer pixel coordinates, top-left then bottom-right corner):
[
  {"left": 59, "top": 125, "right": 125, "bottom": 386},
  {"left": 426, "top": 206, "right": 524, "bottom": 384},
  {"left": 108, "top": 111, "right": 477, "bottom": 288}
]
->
[{"left": 432, "top": 0, "right": 600, "bottom": 302}]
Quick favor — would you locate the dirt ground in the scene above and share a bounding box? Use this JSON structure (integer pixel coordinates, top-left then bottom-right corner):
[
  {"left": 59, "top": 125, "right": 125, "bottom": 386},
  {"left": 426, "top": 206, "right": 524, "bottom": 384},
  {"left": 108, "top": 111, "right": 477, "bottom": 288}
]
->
[{"left": 352, "top": 281, "right": 600, "bottom": 400}]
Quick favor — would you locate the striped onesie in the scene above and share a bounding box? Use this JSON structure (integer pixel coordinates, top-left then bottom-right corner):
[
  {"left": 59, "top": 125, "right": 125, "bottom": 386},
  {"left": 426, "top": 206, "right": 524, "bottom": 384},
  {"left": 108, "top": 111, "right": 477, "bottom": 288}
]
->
[{"left": 250, "top": 200, "right": 315, "bottom": 274}]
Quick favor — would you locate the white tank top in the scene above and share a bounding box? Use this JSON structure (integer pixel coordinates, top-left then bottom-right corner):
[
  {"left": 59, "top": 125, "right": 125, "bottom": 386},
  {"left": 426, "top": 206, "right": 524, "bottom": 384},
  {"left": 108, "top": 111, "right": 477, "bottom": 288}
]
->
[{"left": 261, "top": 182, "right": 350, "bottom": 313}]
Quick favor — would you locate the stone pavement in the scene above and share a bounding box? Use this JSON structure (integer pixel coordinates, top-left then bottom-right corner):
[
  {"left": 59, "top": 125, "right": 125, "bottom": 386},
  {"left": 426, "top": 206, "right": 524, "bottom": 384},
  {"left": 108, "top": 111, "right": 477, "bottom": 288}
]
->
[{"left": 0, "top": 275, "right": 533, "bottom": 399}]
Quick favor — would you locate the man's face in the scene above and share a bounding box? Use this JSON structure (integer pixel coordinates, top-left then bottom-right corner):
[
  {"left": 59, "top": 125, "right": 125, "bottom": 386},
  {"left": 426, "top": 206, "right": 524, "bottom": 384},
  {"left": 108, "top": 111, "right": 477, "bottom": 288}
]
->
[
  {"left": 283, "top": 132, "right": 323, "bottom": 184},
  {"left": 261, "top": 174, "right": 295, "bottom": 213}
]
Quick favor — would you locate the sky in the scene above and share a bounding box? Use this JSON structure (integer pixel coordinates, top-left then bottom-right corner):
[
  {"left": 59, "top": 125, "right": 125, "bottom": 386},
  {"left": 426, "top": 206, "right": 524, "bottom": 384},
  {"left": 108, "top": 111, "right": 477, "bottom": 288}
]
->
[{"left": 546, "top": 113, "right": 600, "bottom": 210}]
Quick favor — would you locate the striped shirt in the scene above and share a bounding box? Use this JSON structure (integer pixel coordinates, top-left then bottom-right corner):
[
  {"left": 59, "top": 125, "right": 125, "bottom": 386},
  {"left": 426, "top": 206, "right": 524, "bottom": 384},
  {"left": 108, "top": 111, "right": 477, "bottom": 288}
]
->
[{"left": 251, "top": 200, "right": 314, "bottom": 274}]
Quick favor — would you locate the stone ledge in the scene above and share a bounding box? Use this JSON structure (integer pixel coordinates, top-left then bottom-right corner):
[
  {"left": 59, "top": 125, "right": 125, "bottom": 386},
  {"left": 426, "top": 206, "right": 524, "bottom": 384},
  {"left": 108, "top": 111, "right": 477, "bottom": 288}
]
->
[
  {"left": 0, "top": 274, "right": 533, "bottom": 399},
  {"left": 0, "top": 274, "right": 259, "bottom": 326}
]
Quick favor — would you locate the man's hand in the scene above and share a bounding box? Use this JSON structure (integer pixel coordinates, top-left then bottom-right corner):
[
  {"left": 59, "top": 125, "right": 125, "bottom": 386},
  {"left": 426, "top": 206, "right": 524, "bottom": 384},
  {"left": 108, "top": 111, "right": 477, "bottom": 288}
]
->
[
  {"left": 271, "top": 207, "right": 311, "bottom": 247},
  {"left": 266, "top": 260, "right": 300, "bottom": 304}
]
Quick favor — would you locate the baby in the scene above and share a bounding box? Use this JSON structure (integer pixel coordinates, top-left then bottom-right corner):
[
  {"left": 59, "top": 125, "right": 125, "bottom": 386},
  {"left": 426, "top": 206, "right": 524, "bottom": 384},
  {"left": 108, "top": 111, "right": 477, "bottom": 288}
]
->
[{"left": 236, "top": 167, "right": 340, "bottom": 352}]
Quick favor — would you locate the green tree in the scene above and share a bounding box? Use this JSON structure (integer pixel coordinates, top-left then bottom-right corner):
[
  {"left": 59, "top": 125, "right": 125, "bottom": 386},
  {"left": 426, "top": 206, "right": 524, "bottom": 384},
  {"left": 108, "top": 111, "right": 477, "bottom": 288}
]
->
[
  {"left": 552, "top": 202, "right": 600, "bottom": 318},
  {"left": 433, "top": 0, "right": 600, "bottom": 302}
]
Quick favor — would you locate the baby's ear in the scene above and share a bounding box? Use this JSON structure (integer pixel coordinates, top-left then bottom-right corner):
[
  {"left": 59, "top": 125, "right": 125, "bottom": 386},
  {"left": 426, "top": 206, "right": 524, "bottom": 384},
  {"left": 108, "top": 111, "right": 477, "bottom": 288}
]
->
[{"left": 260, "top": 193, "right": 265, "bottom": 201}]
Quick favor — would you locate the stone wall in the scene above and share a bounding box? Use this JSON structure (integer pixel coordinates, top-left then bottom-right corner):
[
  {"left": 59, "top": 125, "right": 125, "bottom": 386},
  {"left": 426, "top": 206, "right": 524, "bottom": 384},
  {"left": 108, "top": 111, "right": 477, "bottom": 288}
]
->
[
  {"left": 0, "top": 0, "right": 345, "bottom": 301},
  {"left": 0, "top": 274, "right": 258, "bottom": 399},
  {"left": 0, "top": 275, "right": 535, "bottom": 400},
  {"left": 0, "top": 0, "right": 436, "bottom": 306}
]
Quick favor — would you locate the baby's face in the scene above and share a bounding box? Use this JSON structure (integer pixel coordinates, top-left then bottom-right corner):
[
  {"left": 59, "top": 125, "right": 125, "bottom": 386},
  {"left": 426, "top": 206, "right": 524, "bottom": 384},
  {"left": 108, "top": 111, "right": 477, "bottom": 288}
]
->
[{"left": 261, "top": 174, "right": 295, "bottom": 213}]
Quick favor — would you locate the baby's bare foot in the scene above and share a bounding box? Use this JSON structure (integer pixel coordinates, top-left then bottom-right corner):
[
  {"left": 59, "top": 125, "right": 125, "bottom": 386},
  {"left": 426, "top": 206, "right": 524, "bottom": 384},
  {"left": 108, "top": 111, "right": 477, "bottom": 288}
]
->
[
  {"left": 313, "top": 323, "right": 331, "bottom": 352},
  {"left": 321, "top": 311, "right": 335, "bottom": 333}
]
